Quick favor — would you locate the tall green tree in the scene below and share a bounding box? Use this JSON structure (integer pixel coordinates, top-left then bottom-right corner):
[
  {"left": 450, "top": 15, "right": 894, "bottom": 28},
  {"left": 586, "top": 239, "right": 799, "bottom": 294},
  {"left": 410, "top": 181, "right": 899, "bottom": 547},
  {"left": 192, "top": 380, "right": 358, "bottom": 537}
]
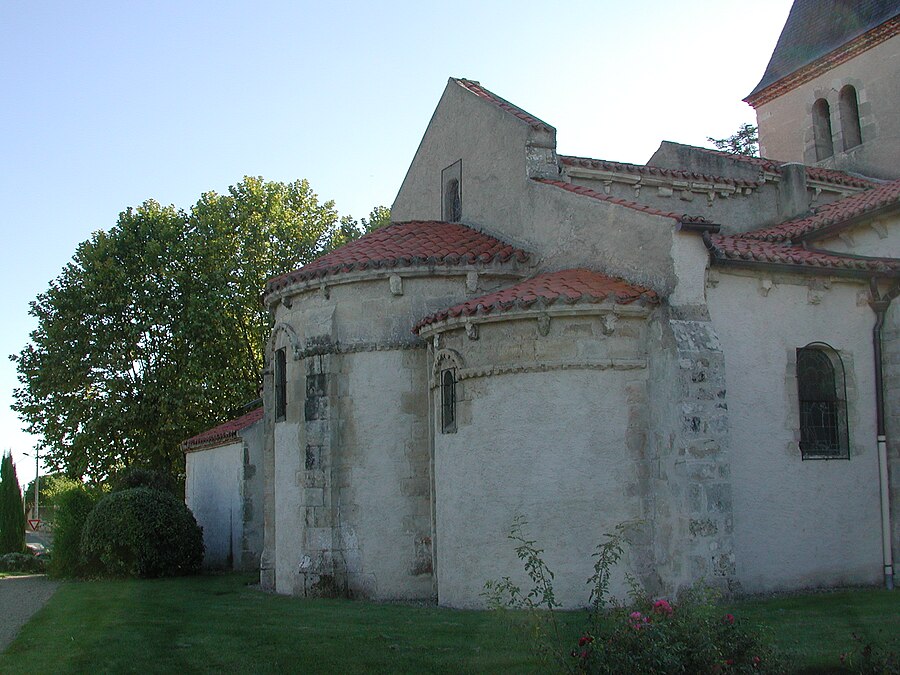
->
[
  {"left": 11, "top": 177, "right": 382, "bottom": 482},
  {"left": 0, "top": 451, "right": 26, "bottom": 554}
]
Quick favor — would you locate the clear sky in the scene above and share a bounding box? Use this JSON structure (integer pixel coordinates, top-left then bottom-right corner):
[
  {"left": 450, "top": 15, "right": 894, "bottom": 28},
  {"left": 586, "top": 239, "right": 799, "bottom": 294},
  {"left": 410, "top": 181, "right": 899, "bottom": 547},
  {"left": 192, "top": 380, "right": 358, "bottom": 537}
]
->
[{"left": 0, "top": 0, "right": 793, "bottom": 485}]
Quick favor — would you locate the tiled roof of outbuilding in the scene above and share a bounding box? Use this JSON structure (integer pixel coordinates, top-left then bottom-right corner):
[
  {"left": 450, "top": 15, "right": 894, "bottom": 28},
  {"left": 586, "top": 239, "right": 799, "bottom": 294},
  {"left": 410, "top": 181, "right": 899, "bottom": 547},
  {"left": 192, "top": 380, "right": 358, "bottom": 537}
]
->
[
  {"left": 413, "top": 269, "right": 658, "bottom": 333},
  {"left": 706, "top": 235, "right": 900, "bottom": 274},
  {"left": 265, "top": 221, "right": 530, "bottom": 296},
  {"left": 182, "top": 407, "right": 264, "bottom": 451},
  {"left": 560, "top": 155, "right": 762, "bottom": 189},
  {"left": 453, "top": 78, "right": 555, "bottom": 133},
  {"left": 740, "top": 177, "right": 900, "bottom": 242}
]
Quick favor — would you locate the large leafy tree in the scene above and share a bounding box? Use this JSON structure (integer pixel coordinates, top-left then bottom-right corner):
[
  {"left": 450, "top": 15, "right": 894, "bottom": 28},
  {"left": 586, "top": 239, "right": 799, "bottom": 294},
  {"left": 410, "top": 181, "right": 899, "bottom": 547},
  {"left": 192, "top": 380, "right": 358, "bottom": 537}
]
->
[
  {"left": 12, "top": 177, "right": 385, "bottom": 482},
  {"left": 0, "top": 451, "right": 26, "bottom": 554}
]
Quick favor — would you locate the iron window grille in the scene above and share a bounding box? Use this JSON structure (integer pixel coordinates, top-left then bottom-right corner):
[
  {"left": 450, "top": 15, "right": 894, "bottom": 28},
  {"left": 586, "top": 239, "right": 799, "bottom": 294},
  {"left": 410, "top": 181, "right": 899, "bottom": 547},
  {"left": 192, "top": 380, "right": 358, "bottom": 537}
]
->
[
  {"left": 441, "top": 369, "right": 456, "bottom": 433},
  {"left": 796, "top": 343, "right": 849, "bottom": 459}
]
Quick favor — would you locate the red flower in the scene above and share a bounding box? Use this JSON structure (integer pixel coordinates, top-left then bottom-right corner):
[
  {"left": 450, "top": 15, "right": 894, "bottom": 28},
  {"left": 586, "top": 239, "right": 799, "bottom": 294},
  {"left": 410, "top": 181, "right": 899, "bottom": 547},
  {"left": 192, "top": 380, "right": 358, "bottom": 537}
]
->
[
  {"left": 653, "top": 599, "right": 674, "bottom": 616},
  {"left": 723, "top": 613, "right": 735, "bottom": 625},
  {"left": 578, "top": 635, "right": 593, "bottom": 647},
  {"left": 726, "top": 659, "right": 735, "bottom": 665}
]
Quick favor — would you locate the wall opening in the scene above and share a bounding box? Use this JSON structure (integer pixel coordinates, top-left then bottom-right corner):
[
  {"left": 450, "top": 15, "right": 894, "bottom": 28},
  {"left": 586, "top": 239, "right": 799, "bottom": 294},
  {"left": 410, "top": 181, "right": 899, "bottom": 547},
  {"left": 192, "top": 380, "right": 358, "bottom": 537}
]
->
[
  {"left": 440, "top": 369, "right": 456, "bottom": 433},
  {"left": 839, "top": 85, "right": 862, "bottom": 150},
  {"left": 441, "top": 160, "right": 462, "bottom": 222},
  {"left": 274, "top": 348, "right": 287, "bottom": 422},
  {"left": 812, "top": 98, "right": 834, "bottom": 160}
]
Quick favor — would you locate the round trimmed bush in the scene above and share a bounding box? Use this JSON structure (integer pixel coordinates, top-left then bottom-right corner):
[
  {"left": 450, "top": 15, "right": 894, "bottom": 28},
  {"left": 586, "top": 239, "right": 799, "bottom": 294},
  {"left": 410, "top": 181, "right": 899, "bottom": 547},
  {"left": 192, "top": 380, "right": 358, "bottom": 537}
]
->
[{"left": 80, "top": 487, "right": 203, "bottom": 578}]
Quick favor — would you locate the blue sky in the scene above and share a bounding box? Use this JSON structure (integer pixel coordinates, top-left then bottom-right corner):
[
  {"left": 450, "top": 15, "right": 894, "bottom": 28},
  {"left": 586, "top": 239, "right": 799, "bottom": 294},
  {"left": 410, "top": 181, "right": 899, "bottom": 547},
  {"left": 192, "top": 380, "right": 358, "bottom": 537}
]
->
[{"left": 0, "top": 0, "right": 793, "bottom": 484}]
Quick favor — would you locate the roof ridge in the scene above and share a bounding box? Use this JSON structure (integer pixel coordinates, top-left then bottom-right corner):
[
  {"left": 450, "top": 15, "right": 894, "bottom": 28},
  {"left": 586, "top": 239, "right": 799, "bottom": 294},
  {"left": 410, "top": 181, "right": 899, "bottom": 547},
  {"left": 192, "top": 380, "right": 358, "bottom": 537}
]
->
[
  {"left": 660, "top": 142, "right": 879, "bottom": 188},
  {"left": 413, "top": 268, "right": 658, "bottom": 333},
  {"left": 453, "top": 78, "right": 555, "bottom": 133},
  {"left": 560, "top": 154, "right": 762, "bottom": 188},
  {"left": 738, "top": 177, "right": 900, "bottom": 242},
  {"left": 534, "top": 178, "right": 683, "bottom": 220}
]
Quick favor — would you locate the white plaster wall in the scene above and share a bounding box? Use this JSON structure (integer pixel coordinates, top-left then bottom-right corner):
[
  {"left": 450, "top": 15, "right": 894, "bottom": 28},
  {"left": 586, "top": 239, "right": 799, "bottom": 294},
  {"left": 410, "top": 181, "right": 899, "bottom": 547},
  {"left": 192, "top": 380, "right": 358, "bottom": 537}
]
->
[
  {"left": 815, "top": 214, "right": 900, "bottom": 258},
  {"left": 335, "top": 350, "right": 432, "bottom": 599},
  {"left": 708, "top": 271, "right": 883, "bottom": 591},
  {"left": 670, "top": 232, "right": 709, "bottom": 307},
  {"left": 186, "top": 441, "right": 242, "bottom": 569},
  {"left": 434, "top": 369, "right": 642, "bottom": 608}
]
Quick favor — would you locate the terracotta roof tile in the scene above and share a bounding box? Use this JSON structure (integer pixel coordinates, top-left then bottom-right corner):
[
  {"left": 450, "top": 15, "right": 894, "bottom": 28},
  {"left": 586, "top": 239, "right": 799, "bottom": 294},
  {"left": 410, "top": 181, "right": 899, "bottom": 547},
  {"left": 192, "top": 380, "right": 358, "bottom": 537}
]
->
[
  {"left": 534, "top": 178, "right": 684, "bottom": 220},
  {"left": 741, "top": 177, "right": 900, "bottom": 242},
  {"left": 266, "top": 221, "right": 530, "bottom": 295},
  {"left": 183, "top": 407, "right": 263, "bottom": 450},
  {"left": 413, "top": 269, "right": 658, "bottom": 333},
  {"left": 560, "top": 155, "right": 761, "bottom": 189},
  {"left": 706, "top": 235, "right": 900, "bottom": 274},
  {"left": 453, "top": 78, "right": 555, "bottom": 133}
]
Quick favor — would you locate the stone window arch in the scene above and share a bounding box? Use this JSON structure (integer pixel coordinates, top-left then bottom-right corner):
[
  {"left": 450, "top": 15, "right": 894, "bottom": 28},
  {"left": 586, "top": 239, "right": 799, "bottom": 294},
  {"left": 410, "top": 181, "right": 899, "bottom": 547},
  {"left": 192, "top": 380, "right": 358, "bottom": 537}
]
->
[
  {"left": 839, "top": 85, "right": 862, "bottom": 150},
  {"left": 796, "top": 343, "right": 848, "bottom": 459},
  {"left": 812, "top": 98, "right": 834, "bottom": 160}
]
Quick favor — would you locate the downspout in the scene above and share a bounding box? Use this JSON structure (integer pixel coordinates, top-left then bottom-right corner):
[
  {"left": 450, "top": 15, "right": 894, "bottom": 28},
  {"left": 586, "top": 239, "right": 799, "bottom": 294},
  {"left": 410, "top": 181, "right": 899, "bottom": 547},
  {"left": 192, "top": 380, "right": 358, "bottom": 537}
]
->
[{"left": 870, "top": 278, "right": 897, "bottom": 591}]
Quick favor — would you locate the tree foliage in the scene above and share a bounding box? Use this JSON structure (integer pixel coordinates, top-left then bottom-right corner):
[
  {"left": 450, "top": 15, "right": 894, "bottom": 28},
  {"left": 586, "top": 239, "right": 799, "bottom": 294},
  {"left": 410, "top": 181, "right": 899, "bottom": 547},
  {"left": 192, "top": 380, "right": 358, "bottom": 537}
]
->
[
  {"left": 12, "top": 175, "right": 389, "bottom": 482},
  {"left": 0, "top": 452, "right": 26, "bottom": 554},
  {"left": 707, "top": 123, "right": 759, "bottom": 157}
]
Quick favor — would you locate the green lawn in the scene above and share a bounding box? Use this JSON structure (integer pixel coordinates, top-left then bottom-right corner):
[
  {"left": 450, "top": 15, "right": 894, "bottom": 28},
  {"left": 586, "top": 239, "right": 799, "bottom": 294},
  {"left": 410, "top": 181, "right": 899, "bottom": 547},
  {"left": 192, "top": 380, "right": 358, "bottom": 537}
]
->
[{"left": 0, "top": 574, "right": 897, "bottom": 674}]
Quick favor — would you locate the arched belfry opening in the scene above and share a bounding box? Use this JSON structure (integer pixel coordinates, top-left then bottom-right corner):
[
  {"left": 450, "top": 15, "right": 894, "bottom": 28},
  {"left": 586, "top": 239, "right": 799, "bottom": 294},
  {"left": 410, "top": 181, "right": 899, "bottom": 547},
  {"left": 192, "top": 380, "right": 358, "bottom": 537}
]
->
[
  {"left": 812, "top": 98, "right": 834, "bottom": 160},
  {"left": 839, "top": 85, "right": 862, "bottom": 150}
]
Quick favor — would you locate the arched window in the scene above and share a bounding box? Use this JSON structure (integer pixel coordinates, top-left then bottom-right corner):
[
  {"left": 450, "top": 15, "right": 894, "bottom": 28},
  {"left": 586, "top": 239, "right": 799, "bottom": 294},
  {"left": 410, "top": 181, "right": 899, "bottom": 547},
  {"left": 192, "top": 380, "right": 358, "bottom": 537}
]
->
[
  {"left": 839, "top": 85, "right": 862, "bottom": 150},
  {"left": 441, "top": 369, "right": 456, "bottom": 433},
  {"left": 812, "top": 98, "right": 834, "bottom": 160},
  {"left": 796, "top": 344, "right": 848, "bottom": 459}
]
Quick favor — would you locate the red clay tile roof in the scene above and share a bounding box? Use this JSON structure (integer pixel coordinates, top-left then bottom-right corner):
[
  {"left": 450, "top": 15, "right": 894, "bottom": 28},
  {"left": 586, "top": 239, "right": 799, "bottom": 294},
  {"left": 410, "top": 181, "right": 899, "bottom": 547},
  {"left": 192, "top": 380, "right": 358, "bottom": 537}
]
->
[
  {"left": 534, "top": 178, "right": 685, "bottom": 220},
  {"left": 266, "top": 221, "right": 530, "bottom": 295},
  {"left": 413, "top": 269, "right": 658, "bottom": 333},
  {"left": 676, "top": 143, "right": 879, "bottom": 189},
  {"left": 183, "top": 407, "right": 263, "bottom": 450},
  {"left": 560, "top": 155, "right": 761, "bottom": 189},
  {"left": 741, "top": 177, "right": 900, "bottom": 242},
  {"left": 453, "top": 78, "right": 555, "bottom": 133},
  {"left": 706, "top": 235, "right": 900, "bottom": 274}
]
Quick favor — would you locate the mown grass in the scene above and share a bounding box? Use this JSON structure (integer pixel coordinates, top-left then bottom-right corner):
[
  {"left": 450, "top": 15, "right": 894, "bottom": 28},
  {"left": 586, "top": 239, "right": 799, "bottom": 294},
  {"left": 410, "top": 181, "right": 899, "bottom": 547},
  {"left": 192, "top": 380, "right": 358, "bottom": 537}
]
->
[{"left": 0, "top": 574, "right": 897, "bottom": 673}]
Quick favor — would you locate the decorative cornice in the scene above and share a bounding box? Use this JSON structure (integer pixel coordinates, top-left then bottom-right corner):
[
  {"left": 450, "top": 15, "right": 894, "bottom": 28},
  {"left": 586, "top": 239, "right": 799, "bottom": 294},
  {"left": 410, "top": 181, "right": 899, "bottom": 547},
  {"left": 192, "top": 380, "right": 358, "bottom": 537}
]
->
[
  {"left": 746, "top": 18, "right": 900, "bottom": 107},
  {"left": 431, "top": 358, "right": 647, "bottom": 386},
  {"left": 292, "top": 338, "right": 426, "bottom": 360}
]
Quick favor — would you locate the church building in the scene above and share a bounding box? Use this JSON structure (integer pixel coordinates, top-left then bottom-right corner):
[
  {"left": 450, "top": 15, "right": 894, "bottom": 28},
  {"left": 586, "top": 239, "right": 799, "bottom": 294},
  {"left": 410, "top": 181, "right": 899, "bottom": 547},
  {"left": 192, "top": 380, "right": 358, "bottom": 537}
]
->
[{"left": 189, "top": 0, "right": 900, "bottom": 607}]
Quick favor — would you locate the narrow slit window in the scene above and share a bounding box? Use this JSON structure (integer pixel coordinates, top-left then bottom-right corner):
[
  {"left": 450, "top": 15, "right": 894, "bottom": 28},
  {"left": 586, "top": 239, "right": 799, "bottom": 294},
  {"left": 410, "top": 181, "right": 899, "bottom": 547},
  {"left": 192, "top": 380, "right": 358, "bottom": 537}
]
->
[
  {"left": 797, "top": 345, "right": 848, "bottom": 459},
  {"left": 812, "top": 98, "right": 834, "bottom": 160},
  {"left": 839, "top": 85, "right": 862, "bottom": 150},
  {"left": 441, "top": 369, "right": 456, "bottom": 433},
  {"left": 274, "top": 348, "right": 287, "bottom": 422},
  {"left": 441, "top": 159, "right": 462, "bottom": 222}
]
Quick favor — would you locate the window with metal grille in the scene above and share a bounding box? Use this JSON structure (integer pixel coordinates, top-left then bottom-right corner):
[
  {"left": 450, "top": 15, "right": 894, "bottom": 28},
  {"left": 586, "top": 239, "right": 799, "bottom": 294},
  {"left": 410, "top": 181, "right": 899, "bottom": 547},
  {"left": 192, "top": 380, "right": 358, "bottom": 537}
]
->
[
  {"left": 441, "top": 369, "right": 456, "bottom": 433},
  {"left": 274, "top": 348, "right": 287, "bottom": 422},
  {"left": 796, "top": 344, "right": 848, "bottom": 459}
]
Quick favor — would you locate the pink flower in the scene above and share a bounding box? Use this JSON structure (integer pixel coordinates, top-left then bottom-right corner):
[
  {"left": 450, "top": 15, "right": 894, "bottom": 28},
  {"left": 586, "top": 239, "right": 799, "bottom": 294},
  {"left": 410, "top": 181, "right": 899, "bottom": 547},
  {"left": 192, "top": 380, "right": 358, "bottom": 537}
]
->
[
  {"left": 630, "top": 611, "right": 643, "bottom": 620},
  {"left": 723, "top": 613, "right": 735, "bottom": 625},
  {"left": 578, "top": 635, "right": 593, "bottom": 647},
  {"left": 653, "top": 599, "right": 674, "bottom": 616},
  {"left": 580, "top": 650, "right": 589, "bottom": 660}
]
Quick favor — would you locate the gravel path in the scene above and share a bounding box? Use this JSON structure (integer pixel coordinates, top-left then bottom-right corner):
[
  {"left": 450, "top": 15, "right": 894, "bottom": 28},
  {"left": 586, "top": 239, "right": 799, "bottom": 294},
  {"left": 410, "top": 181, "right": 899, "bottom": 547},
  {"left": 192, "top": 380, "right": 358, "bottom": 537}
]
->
[{"left": 0, "top": 575, "right": 59, "bottom": 652}]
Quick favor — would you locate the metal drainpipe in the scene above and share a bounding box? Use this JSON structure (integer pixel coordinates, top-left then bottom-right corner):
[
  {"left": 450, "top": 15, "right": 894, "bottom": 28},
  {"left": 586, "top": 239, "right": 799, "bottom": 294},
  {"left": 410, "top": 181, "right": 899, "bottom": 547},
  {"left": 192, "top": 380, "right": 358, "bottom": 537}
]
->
[{"left": 871, "top": 286, "right": 895, "bottom": 591}]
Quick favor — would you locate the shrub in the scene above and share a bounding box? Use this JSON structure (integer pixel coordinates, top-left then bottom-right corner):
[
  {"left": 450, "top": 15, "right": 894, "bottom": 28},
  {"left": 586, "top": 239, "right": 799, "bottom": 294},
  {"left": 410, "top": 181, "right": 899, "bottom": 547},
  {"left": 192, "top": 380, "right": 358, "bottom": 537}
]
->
[
  {"left": 80, "top": 487, "right": 203, "bottom": 578},
  {"left": 111, "top": 466, "right": 176, "bottom": 494},
  {"left": 49, "top": 484, "right": 101, "bottom": 578},
  {"left": 0, "top": 452, "right": 26, "bottom": 554},
  {"left": 0, "top": 551, "right": 46, "bottom": 574},
  {"left": 484, "top": 518, "right": 781, "bottom": 673}
]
